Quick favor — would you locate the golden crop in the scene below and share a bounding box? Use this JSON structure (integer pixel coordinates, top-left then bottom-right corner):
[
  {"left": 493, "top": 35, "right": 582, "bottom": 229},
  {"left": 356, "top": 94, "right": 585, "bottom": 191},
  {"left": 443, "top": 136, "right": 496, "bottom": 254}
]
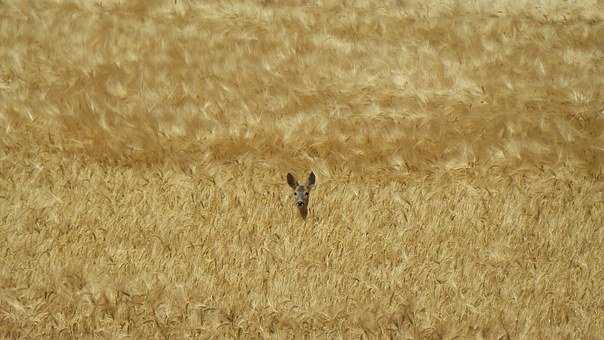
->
[{"left": 1, "top": 0, "right": 603, "bottom": 338}]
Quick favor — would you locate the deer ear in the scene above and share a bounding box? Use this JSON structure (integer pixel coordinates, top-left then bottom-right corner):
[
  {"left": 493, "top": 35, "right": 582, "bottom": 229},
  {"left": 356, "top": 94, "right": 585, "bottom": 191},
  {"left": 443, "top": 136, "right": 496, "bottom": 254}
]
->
[
  {"left": 307, "top": 171, "right": 316, "bottom": 189},
  {"left": 287, "top": 173, "right": 298, "bottom": 189}
]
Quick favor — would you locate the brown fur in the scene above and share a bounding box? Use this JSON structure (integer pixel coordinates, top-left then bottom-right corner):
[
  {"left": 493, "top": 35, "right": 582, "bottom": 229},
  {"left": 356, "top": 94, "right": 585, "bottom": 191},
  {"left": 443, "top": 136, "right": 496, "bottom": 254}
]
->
[{"left": 287, "top": 172, "right": 316, "bottom": 219}]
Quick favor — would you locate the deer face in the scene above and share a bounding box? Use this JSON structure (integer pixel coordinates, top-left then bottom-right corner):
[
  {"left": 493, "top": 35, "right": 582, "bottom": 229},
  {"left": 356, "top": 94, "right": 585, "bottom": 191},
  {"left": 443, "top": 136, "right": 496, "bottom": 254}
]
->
[{"left": 287, "top": 172, "right": 316, "bottom": 219}]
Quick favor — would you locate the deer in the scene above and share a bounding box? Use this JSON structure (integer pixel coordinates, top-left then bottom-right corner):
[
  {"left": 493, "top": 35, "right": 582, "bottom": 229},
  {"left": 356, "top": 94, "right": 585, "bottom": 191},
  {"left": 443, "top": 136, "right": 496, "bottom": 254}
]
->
[{"left": 286, "top": 171, "right": 316, "bottom": 220}]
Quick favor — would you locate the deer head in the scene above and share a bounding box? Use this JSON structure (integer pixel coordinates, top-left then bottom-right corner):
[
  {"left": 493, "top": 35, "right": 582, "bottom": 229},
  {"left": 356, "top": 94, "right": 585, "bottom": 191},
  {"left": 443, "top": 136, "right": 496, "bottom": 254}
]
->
[{"left": 286, "top": 171, "right": 316, "bottom": 220}]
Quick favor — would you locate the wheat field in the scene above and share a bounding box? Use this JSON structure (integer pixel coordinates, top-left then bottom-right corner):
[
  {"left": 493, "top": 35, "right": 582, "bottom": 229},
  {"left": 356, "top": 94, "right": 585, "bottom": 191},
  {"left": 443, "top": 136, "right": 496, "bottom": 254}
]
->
[{"left": 1, "top": 0, "right": 603, "bottom": 338}]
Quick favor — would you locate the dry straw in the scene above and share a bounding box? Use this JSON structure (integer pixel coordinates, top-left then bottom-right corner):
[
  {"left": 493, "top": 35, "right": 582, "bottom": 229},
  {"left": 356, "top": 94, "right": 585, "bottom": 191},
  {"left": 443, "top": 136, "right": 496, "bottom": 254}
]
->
[{"left": 0, "top": 0, "right": 603, "bottom": 338}]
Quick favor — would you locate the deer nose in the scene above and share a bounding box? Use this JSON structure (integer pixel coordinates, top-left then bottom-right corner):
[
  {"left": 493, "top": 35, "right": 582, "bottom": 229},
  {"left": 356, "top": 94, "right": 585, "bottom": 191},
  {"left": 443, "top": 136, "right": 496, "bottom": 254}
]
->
[{"left": 296, "top": 201, "right": 304, "bottom": 206}]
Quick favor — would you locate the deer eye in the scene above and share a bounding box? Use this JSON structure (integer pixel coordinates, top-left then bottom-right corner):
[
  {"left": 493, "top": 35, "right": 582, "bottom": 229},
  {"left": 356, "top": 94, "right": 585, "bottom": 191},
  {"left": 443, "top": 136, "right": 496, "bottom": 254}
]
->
[{"left": 305, "top": 192, "right": 309, "bottom": 196}]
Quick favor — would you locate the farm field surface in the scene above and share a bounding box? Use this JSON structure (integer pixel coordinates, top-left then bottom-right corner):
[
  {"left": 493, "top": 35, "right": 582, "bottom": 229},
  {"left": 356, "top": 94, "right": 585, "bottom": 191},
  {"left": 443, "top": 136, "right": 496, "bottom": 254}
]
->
[{"left": 1, "top": 0, "right": 603, "bottom": 338}]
